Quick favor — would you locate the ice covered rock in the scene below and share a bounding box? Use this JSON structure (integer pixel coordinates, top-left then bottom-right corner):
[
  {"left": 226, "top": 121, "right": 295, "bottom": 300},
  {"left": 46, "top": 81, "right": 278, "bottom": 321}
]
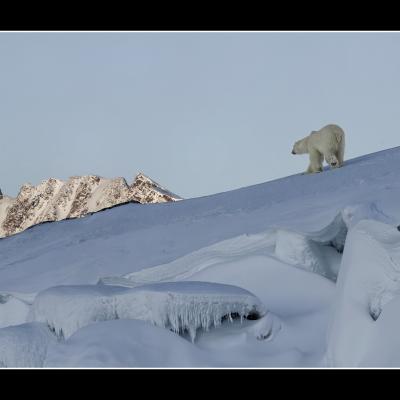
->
[{"left": 30, "top": 281, "right": 266, "bottom": 341}]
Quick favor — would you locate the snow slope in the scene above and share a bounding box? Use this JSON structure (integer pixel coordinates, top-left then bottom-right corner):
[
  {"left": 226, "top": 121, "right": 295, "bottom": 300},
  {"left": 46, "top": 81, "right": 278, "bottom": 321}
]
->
[{"left": 1, "top": 146, "right": 400, "bottom": 367}]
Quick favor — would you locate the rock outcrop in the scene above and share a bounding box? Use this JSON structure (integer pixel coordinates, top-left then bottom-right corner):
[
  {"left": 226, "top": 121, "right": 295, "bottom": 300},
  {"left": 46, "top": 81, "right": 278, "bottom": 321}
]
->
[{"left": 0, "top": 173, "right": 182, "bottom": 237}]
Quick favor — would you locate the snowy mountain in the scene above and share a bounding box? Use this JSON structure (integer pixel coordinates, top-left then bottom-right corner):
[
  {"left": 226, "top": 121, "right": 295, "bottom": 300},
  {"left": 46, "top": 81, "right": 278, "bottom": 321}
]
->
[
  {"left": 0, "top": 173, "right": 182, "bottom": 238},
  {"left": 1, "top": 147, "right": 400, "bottom": 367}
]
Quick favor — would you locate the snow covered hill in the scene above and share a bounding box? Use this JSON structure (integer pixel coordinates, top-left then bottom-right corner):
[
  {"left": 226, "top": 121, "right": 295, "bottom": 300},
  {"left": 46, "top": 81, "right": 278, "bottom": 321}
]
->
[
  {"left": 0, "top": 173, "right": 182, "bottom": 238},
  {"left": 1, "top": 147, "right": 400, "bottom": 367}
]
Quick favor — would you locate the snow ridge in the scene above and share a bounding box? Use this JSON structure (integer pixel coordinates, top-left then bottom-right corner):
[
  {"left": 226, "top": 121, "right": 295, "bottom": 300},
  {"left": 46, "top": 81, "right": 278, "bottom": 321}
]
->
[{"left": 99, "top": 208, "right": 349, "bottom": 287}]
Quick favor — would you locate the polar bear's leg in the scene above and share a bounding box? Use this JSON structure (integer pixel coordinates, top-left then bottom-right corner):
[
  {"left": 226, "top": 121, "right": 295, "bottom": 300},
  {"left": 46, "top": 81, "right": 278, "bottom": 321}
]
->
[
  {"left": 315, "top": 151, "right": 324, "bottom": 172},
  {"left": 337, "top": 139, "right": 345, "bottom": 167},
  {"left": 325, "top": 151, "right": 340, "bottom": 168},
  {"left": 306, "top": 149, "right": 323, "bottom": 173}
]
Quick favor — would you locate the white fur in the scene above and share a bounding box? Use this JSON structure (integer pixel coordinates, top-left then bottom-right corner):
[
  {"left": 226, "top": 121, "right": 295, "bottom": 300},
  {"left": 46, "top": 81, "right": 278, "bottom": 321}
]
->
[{"left": 292, "top": 124, "right": 345, "bottom": 174}]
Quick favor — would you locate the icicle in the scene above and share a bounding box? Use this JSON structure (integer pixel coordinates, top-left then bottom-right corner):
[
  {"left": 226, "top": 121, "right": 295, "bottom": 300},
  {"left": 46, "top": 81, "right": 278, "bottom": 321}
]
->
[{"left": 31, "top": 282, "right": 266, "bottom": 340}]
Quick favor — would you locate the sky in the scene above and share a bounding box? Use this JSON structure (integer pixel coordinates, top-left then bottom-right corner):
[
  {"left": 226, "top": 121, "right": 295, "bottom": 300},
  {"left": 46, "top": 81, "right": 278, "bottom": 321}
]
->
[{"left": 1, "top": 31, "right": 400, "bottom": 199}]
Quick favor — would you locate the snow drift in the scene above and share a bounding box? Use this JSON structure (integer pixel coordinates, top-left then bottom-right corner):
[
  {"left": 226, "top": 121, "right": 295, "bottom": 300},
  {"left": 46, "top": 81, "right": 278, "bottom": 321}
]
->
[
  {"left": 100, "top": 202, "right": 391, "bottom": 287},
  {"left": 326, "top": 219, "right": 400, "bottom": 367},
  {"left": 0, "top": 322, "right": 56, "bottom": 368},
  {"left": 44, "top": 319, "right": 211, "bottom": 368},
  {"left": 0, "top": 292, "right": 34, "bottom": 329},
  {"left": 30, "top": 281, "right": 267, "bottom": 341}
]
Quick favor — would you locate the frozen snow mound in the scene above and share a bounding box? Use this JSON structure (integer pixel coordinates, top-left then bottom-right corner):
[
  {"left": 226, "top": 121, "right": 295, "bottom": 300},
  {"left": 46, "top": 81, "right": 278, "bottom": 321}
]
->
[
  {"left": 30, "top": 281, "right": 267, "bottom": 342},
  {"left": 0, "top": 322, "right": 56, "bottom": 368},
  {"left": 274, "top": 202, "right": 393, "bottom": 281},
  {"left": 326, "top": 220, "right": 400, "bottom": 367},
  {"left": 0, "top": 292, "right": 35, "bottom": 329},
  {"left": 45, "top": 319, "right": 209, "bottom": 368}
]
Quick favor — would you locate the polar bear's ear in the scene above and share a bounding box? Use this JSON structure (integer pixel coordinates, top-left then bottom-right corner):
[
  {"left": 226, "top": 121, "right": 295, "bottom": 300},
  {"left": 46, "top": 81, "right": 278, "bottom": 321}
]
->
[{"left": 310, "top": 130, "right": 317, "bottom": 135}]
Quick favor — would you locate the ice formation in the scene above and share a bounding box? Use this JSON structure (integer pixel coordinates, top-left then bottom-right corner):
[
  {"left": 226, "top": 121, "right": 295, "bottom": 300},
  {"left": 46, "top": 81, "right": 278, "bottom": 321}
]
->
[{"left": 30, "top": 281, "right": 266, "bottom": 341}]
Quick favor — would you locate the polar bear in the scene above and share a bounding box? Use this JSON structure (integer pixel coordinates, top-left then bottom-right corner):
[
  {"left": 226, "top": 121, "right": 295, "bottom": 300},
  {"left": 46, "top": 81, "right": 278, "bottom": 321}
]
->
[{"left": 291, "top": 124, "right": 345, "bottom": 174}]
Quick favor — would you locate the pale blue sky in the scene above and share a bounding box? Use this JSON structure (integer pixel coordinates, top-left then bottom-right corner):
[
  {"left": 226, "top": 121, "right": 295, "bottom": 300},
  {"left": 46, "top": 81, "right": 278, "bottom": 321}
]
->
[{"left": 1, "top": 32, "right": 400, "bottom": 198}]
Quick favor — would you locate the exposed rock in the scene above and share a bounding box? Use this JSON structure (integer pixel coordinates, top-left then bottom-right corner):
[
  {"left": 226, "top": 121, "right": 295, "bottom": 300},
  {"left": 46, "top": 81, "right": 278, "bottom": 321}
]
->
[
  {"left": 0, "top": 173, "right": 182, "bottom": 238},
  {"left": 129, "top": 173, "right": 181, "bottom": 204}
]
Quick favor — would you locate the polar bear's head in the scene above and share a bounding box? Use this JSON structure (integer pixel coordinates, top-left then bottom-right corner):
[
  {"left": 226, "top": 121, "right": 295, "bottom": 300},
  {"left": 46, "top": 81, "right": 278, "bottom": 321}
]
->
[
  {"left": 291, "top": 139, "right": 308, "bottom": 155},
  {"left": 326, "top": 154, "right": 339, "bottom": 168}
]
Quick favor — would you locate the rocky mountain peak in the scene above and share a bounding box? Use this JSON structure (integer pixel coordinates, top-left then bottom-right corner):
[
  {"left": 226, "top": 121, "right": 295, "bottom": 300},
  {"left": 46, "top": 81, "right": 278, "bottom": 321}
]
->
[
  {"left": 130, "top": 173, "right": 182, "bottom": 204},
  {"left": 0, "top": 172, "right": 182, "bottom": 238}
]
